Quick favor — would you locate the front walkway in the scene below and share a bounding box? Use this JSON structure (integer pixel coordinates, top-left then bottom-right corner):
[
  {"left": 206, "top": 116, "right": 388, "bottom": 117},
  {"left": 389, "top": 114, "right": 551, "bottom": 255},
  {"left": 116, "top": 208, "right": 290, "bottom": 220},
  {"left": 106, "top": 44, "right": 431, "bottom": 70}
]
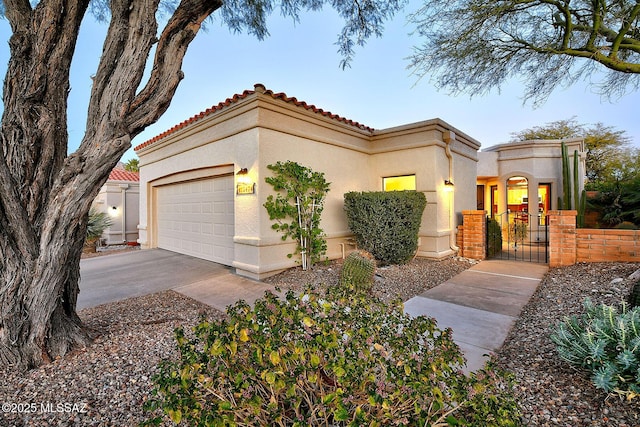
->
[
  {"left": 404, "top": 260, "right": 548, "bottom": 372},
  {"left": 80, "top": 250, "right": 548, "bottom": 373}
]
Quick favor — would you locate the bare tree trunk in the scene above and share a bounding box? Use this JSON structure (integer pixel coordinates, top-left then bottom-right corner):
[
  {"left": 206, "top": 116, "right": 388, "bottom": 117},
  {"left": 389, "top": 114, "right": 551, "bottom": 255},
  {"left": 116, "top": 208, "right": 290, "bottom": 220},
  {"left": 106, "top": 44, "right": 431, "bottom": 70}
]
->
[{"left": 0, "top": 0, "right": 220, "bottom": 369}]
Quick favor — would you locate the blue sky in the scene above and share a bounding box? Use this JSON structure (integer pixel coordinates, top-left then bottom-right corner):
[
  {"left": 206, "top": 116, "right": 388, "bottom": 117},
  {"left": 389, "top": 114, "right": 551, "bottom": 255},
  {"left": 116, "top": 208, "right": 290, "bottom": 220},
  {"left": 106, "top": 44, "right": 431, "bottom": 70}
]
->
[{"left": 0, "top": 3, "right": 638, "bottom": 162}]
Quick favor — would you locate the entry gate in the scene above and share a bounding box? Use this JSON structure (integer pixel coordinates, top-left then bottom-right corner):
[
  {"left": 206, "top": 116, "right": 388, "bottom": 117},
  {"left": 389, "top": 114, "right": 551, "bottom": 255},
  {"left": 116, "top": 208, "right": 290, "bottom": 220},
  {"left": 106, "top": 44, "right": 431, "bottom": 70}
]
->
[{"left": 486, "top": 211, "right": 548, "bottom": 263}]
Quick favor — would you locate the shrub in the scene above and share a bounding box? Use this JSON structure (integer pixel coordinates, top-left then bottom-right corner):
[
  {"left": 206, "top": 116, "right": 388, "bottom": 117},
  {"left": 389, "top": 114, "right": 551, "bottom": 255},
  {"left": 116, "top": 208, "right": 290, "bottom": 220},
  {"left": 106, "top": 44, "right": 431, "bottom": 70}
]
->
[
  {"left": 84, "top": 207, "right": 112, "bottom": 252},
  {"left": 144, "top": 285, "right": 521, "bottom": 426},
  {"left": 551, "top": 299, "right": 640, "bottom": 399},
  {"left": 628, "top": 281, "right": 640, "bottom": 309},
  {"left": 264, "top": 161, "right": 330, "bottom": 269},
  {"left": 343, "top": 191, "right": 426, "bottom": 265},
  {"left": 339, "top": 250, "right": 376, "bottom": 293},
  {"left": 486, "top": 218, "right": 502, "bottom": 257},
  {"left": 614, "top": 221, "right": 639, "bottom": 230}
]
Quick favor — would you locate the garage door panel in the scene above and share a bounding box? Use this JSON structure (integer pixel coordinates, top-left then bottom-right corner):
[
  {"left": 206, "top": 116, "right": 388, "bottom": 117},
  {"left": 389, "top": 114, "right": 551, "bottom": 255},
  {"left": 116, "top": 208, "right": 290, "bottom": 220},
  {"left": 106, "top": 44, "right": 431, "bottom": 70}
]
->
[{"left": 157, "top": 175, "right": 234, "bottom": 266}]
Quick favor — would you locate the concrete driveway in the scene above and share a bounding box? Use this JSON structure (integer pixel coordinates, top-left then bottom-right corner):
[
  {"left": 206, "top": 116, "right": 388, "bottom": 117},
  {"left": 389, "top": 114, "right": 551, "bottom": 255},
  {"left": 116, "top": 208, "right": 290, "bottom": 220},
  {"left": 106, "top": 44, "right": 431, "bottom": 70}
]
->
[{"left": 77, "top": 249, "right": 232, "bottom": 310}]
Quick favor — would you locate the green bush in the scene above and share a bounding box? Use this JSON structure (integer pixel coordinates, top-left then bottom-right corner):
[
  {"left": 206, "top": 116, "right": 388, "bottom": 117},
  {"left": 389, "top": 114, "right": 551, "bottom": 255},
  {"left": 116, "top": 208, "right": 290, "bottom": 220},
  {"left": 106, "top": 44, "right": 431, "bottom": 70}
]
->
[
  {"left": 486, "top": 218, "right": 502, "bottom": 257},
  {"left": 343, "top": 191, "right": 426, "bottom": 265},
  {"left": 614, "top": 221, "right": 639, "bottom": 230},
  {"left": 339, "top": 250, "right": 376, "bottom": 293},
  {"left": 628, "top": 281, "right": 640, "bottom": 309},
  {"left": 144, "top": 285, "right": 521, "bottom": 426},
  {"left": 551, "top": 299, "right": 640, "bottom": 399}
]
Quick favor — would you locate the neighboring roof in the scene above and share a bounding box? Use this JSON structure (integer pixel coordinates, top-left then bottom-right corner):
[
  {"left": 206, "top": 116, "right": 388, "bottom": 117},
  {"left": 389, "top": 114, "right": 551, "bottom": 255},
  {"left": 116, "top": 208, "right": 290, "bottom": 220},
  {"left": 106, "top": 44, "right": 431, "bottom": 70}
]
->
[
  {"left": 134, "top": 84, "right": 374, "bottom": 152},
  {"left": 108, "top": 169, "right": 140, "bottom": 182}
]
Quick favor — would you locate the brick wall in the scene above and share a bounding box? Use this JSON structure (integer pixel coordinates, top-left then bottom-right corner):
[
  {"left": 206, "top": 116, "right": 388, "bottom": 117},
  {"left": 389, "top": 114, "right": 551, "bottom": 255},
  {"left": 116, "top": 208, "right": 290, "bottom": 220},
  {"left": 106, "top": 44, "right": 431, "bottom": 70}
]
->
[
  {"left": 576, "top": 229, "right": 640, "bottom": 262},
  {"left": 548, "top": 210, "right": 577, "bottom": 267},
  {"left": 461, "top": 210, "right": 486, "bottom": 260}
]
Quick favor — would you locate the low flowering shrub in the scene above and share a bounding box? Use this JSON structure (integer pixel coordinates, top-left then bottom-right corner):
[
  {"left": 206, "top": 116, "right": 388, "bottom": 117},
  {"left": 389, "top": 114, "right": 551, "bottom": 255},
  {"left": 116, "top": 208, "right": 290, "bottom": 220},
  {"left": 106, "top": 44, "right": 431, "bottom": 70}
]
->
[
  {"left": 551, "top": 299, "right": 640, "bottom": 399},
  {"left": 144, "top": 285, "right": 520, "bottom": 426}
]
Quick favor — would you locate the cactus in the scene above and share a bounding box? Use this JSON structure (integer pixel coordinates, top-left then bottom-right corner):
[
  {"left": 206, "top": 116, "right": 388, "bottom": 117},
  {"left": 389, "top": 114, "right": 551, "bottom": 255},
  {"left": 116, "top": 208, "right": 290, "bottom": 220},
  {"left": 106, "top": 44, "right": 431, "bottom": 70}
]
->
[
  {"left": 628, "top": 281, "right": 640, "bottom": 309},
  {"left": 559, "top": 142, "right": 586, "bottom": 227},
  {"left": 562, "top": 142, "right": 571, "bottom": 209},
  {"left": 340, "top": 250, "right": 376, "bottom": 293}
]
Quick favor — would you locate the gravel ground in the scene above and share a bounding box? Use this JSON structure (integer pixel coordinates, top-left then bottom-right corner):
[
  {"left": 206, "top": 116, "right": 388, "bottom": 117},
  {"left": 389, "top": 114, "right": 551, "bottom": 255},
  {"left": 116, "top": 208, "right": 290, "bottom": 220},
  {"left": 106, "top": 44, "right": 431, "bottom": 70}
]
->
[
  {"left": 494, "top": 262, "right": 640, "bottom": 427},
  {"left": 1, "top": 258, "right": 639, "bottom": 426},
  {"left": 263, "top": 256, "right": 476, "bottom": 303}
]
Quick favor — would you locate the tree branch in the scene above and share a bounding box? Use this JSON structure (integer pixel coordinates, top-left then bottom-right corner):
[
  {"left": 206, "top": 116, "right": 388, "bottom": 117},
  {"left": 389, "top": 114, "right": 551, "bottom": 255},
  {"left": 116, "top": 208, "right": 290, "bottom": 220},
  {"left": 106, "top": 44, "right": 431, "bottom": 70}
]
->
[
  {"left": 85, "top": 0, "right": 161, "bottom": 139},
  {"left": 126, "top": 0, "right": 222, "bottom": 136}
]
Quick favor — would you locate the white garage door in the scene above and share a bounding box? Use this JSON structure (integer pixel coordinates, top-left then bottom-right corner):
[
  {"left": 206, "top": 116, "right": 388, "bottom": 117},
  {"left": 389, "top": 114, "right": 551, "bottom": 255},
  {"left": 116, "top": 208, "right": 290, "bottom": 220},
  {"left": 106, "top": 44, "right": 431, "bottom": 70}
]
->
[{"left": 156, "top": 175, "right": 235, "bottom": 266}]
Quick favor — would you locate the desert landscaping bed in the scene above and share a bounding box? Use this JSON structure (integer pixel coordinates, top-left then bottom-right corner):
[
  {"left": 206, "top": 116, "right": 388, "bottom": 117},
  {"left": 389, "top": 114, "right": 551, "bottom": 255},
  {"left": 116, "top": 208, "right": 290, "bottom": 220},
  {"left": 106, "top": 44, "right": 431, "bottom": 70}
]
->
[{"left": 1, "top": 258, "right": 638, "bottom": 426}]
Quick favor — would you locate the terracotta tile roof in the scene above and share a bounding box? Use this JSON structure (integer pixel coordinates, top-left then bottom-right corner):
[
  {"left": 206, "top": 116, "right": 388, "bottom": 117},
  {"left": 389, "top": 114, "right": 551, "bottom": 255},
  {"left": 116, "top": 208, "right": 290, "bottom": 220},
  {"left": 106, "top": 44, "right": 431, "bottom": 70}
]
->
[
  {"left": 108, "top": 169, "right": 140, "bottom": 182},
  {"left": 134, "top": 84, "right": 373, "bottom": 152}
]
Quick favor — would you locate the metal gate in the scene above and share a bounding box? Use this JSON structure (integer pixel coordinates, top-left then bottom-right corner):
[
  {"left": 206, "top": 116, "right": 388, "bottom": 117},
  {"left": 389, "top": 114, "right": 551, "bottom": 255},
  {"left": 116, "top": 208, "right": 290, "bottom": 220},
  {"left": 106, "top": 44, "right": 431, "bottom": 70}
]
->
[{"left": 486, "top": 211, "right": 548, "bottom": 263}]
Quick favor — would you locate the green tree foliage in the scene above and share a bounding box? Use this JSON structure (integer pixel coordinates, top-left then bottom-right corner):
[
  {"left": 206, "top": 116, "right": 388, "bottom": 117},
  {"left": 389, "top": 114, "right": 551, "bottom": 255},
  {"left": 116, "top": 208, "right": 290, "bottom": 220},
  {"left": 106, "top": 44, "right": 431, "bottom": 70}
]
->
[
  {"left": 264, "top": 161, "right": 330, "bottom": 269},
  {"left": 145, "top": 285, "right": 521, "bottom": 426},
  {"left": 408, "top": 1, "right": 640, "bottom": 104},
  {"left": 510, "top": 117, "right": 635, "bottom": 190},
  {"left": 551, "top": 299, "right": 640, "bottom": 399},
  {"left": 589, "top": 176, "right": 640, "bottom": 227},
  {"left": 123, "top": 157, "right": 139, "bottom": 172},
  {"left": 344, "top": 191, "right": 426, "bottom": 265}
]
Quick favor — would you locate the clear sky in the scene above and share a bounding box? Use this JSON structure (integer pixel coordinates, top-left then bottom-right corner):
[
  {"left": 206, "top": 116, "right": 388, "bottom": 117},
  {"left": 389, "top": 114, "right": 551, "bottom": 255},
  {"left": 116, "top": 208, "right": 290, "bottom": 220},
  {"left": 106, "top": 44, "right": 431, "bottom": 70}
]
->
[{"left": 0, "top": 2, "right": 638, "bottom": 162}]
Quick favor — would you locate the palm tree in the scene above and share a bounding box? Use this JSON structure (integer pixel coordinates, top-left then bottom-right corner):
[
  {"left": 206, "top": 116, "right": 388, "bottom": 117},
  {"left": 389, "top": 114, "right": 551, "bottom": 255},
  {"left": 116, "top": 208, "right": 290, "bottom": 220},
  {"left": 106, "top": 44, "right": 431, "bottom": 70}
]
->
[
  {"left": 124, "top": 158, "right": 139, "bottom": 172},
  {"left": 84, "top": 207, "right": 113, "bottom": 253}
]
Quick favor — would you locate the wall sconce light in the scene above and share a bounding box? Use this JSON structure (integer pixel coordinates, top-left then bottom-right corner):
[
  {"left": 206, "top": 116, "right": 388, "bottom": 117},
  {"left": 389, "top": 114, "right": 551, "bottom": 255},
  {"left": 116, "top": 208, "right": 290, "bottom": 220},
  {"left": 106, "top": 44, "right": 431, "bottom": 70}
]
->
[
  {"left": 236, "top": 168, "right": 255, "bottom": 195},
  {"left": 444, "top": 179, "right": 454, "bottom": 190},
  {"left": 112, "top": 205, "right": 118, "bottom": 210}
]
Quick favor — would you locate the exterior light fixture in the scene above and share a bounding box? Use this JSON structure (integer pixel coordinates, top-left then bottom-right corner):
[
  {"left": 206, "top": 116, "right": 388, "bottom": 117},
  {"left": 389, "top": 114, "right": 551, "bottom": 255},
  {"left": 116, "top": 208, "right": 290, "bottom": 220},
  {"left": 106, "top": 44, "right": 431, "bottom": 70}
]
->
[
  {"left": 444, "top": 179, "right": 455, "bottom": 192},
  {"left": 111, "top": 205, "right": 118, "bottom": 210},
  {"left": 236, "top": 168, "right": 255, "bottom": 195}
]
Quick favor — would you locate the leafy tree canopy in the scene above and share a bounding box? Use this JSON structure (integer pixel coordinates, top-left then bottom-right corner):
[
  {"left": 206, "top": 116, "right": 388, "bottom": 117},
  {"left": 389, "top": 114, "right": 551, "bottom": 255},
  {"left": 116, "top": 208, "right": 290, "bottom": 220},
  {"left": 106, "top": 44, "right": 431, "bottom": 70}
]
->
[
  {"left": 123, "top": 158, "right": 139, "bottom": 172},
  {"left": 510, "top": 117, "right": 635, "bottom": 188},
  {"left": 408, "top": 0, "right": 640, "bottom": 105}
]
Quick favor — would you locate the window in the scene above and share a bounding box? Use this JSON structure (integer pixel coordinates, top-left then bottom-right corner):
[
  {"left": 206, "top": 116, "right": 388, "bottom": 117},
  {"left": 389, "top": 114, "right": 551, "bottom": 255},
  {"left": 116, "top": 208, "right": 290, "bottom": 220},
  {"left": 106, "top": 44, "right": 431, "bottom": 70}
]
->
[{"left": 383, "top": 175, "right": 416, "bottom": 191}]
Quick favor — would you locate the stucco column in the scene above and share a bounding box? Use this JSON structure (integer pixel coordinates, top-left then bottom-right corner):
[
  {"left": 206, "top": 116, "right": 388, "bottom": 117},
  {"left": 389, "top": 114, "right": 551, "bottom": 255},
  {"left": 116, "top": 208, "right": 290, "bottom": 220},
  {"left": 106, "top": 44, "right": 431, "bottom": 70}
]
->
[
  {"left": 548, "top": 210, "right": 577, "bottom": 267},
  {"left": 462, "top": 210, "right": 487, "bottom": 260}
]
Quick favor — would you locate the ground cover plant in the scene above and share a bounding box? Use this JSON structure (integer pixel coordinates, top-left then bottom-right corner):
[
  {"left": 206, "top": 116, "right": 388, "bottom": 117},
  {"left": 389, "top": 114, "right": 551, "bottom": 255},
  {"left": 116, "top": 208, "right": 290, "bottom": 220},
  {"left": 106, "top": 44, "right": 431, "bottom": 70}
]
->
[
  {"left": 145, "top": 283, "right": 520, "bottom": 426},
  {"left": 551, "top": 300, "right": 640, "bottom": 399}
]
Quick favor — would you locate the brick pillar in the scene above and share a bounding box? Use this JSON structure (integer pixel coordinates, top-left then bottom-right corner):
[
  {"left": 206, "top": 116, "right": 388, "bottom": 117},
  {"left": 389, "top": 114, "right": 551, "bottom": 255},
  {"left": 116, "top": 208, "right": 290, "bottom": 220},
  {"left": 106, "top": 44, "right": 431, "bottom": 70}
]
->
[
  {"left": 548, "top": 210, "right": 577, "bottom": 267},
  {"left": 462, "top": 210, "right": 487, "bottom": 260}
]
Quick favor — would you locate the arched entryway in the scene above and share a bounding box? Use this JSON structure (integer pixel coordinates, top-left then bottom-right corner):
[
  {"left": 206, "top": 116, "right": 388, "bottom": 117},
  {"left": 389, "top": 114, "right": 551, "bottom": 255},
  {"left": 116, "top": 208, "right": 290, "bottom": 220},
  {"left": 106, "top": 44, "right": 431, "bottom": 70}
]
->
[{"left": 486, "top": 176, "right": 548, "bottom": 263}]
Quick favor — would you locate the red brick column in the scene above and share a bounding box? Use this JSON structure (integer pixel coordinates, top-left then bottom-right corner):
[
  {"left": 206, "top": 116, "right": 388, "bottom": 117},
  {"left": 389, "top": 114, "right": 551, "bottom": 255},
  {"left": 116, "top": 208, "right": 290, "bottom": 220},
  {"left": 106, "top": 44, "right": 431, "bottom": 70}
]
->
[
  {"left": 548, "top": 210, "right": 577, "bottom": 267},
  {"left": 462, "top": 210, "right": 486, "bottom": 260}
]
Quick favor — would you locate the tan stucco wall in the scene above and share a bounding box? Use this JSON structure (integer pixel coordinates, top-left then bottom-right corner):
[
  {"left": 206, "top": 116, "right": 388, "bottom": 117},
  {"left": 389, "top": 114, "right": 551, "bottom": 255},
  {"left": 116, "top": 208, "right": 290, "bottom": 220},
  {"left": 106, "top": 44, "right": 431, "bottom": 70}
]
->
[
  {"left": 478, "top": 138, "right": 585, "bottom": 221},
  {"left": 93, "top": 181, "right": 140, "bottom": 245},
  {"left": 137, "top": 88, "right": 481, "bottom": 279}
]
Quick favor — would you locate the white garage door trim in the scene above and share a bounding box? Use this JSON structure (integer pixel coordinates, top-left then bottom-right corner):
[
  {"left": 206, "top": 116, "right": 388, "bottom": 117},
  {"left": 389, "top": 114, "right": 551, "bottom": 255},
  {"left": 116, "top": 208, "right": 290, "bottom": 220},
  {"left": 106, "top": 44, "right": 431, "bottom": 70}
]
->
[{"left": 156, "top": 174, "right": 235, "bottom": 266}]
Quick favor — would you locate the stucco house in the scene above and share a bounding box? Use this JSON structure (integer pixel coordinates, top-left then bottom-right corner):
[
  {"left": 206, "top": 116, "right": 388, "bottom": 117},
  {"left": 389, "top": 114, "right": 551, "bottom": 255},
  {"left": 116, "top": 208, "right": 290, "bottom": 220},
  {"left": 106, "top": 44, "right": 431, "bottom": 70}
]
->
[
  {"left": 134, "top": 84, "right": 480, "bottom": 279},
  {"left": 91, "top": 166, "right": 140, "bottom": 246},
  {"left": 476, "top": 138, "right": 585, "bottom": 230},
  {"left": 134, "top": 84, "right": 587, "bottom": 277}
]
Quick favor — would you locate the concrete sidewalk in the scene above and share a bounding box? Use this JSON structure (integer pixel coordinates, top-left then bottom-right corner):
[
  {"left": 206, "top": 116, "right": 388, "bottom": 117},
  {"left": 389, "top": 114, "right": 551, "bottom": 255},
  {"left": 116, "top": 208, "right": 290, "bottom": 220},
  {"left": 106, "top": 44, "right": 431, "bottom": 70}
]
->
[{"left": 404, "top": 260, "right": 548, "bottom": 372}]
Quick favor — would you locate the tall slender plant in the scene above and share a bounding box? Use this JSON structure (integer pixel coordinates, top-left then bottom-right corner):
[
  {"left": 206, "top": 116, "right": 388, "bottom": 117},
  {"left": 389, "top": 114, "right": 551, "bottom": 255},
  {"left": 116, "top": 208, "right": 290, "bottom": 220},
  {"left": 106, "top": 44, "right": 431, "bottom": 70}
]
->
[
  {"left": 264, "top": 161, "right": 330, "bottom": 269},
  {"left": 559, "top": 141, "right": 587, "bottom": 227}
]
